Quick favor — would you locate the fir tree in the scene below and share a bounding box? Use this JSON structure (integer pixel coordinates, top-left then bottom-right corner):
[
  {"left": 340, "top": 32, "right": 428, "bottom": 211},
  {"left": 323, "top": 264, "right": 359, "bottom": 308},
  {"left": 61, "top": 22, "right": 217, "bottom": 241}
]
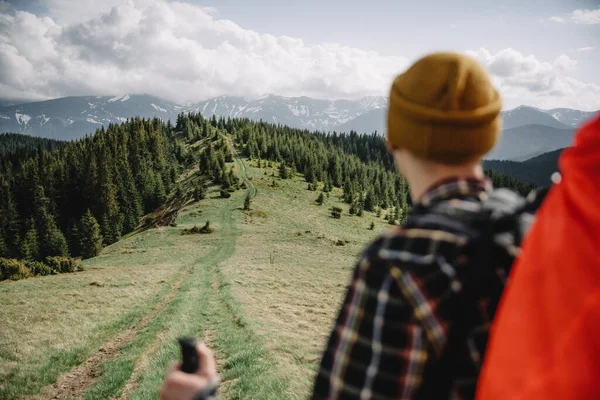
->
[
  {"left": 79, "top": 210, "right": 103, "bottom": 259},
  {"left": 364, "top": 188, "right": 376, "bottom": 212},
  {"left": 349, "top": 202, "right": 357, "bottom": 215},
  {"left": 278, "top": 162, "right": 288, "bottom": 179},
  {"left": 20, "top": 219, "right": 39, "bottom": 261},
  {"left": 316, "top": 193, "right": 325, "bottom": 205},
  {"left": 243, "top": 192, "right": 251, "bottom": 211}
]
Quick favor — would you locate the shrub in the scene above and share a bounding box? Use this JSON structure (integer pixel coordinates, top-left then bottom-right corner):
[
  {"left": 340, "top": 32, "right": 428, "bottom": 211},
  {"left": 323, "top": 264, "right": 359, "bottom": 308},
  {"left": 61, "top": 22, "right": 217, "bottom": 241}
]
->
[
  {"left": 45, "top": 256, "right": 84, "bottom": 274},
  {"left": 0, "top": 258, "right": 32, "bottom": 281},
  {"left": 182, "top": 221, "right": 215, "bottom": 235},
  {"left": 193, "top": 185, "right": 206, "bottom": 201},
  {"left": 369, "top": 222, "right": 375, "bottom": 230},
  {"left": 331, "top": 206, "right": 342, "bottom": 219},
  {"left": 220, "top": 190, "right": 231, "bottom": 198},
  {"left": 25, "top": 260, "right": 53, "bottom": 276}
]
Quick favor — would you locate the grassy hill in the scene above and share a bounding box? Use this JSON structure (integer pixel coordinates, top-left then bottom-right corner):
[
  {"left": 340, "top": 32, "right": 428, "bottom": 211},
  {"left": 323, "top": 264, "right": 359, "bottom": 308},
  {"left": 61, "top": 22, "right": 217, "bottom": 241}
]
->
[
  {"left": 0, "top": 147, "right": 386, "bottom": 399},
  {"left": 0, "top": 113, "right": 539, "bottom": 399}
]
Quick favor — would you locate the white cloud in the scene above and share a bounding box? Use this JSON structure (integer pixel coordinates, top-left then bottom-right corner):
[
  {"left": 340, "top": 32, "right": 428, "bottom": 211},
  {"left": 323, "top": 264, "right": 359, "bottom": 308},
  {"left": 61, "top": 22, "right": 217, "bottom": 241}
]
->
[
  {"left": 549, "top": 8, "right": 600, "bottom": 24},
  {"left": 577, "top": 46, "right": 595, "bottom": 52},
  {"left": 467, "top": 48, "right": 600, "bottom": 110},
  {"left": 0, "top": 1, "right": 598, "bottom": 111},
  {"left": 570, "top": 8, "right": 600, "bottom": 24},
  {"left": 0, "top": 0, "right": 408, "bottom": 103}
]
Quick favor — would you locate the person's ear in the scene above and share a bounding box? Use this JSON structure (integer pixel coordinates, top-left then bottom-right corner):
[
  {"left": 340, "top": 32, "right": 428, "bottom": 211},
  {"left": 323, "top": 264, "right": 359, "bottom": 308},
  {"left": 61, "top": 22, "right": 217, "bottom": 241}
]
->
[{"left": 386, "top": 140, "right": 397, "bottom": 153}]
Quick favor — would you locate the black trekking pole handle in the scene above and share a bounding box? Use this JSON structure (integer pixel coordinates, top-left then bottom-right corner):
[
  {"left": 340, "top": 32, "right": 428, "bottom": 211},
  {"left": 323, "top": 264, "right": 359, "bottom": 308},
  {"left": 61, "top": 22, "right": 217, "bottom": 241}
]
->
[{"left": 179, "top": 337, "right": 199, "bottom": 373}]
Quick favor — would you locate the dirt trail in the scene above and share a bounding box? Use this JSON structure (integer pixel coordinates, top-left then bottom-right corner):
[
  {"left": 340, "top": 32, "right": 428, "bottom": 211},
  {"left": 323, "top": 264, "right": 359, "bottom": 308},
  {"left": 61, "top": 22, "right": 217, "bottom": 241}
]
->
[
  {"left": 36, "top": 149, "right": 255, "bottom": 400},
  {"left": 33, "top": 269, "right": 190, "bottom": 400}
]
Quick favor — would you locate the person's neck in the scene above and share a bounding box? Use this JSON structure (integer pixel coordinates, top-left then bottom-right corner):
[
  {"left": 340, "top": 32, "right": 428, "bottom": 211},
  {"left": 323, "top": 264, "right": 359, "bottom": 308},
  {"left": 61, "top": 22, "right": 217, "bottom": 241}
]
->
[{"left": 406, "top": 163, "right": 484, "bottom": 204}]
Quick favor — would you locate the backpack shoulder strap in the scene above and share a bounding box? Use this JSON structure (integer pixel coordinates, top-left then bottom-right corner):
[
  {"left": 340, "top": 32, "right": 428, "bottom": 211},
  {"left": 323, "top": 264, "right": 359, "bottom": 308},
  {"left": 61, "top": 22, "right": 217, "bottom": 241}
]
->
[{"left": 412, "top": 188, "right": 547, "bottom": 399}]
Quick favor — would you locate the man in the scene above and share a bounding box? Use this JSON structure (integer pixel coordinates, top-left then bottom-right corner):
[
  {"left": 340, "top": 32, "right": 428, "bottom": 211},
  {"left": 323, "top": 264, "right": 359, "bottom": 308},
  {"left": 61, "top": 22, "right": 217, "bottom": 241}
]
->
[{"left": 161, "top": 52, "right": 537, "bottom": 399}]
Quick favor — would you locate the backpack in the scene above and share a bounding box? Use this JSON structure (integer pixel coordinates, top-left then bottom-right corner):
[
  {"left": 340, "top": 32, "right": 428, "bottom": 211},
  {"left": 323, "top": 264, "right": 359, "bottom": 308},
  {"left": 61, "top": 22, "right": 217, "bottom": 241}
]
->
[{"left": 404, "top": 187, "right": 548, "bottom": 399}]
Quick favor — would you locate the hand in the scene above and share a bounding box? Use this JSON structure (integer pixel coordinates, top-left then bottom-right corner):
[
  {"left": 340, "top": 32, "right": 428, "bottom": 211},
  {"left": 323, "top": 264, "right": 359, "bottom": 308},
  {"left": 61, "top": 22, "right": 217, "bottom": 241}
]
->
[{"left": 160, "top": 342, "right": 219, "bottom": 400}]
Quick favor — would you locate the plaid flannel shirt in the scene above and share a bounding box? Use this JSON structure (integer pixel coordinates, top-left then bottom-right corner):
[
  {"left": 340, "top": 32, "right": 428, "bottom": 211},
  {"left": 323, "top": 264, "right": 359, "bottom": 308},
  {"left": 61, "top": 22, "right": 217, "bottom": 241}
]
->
[{"left": 312, "top": 177, "right": 508, "bottom": 400}]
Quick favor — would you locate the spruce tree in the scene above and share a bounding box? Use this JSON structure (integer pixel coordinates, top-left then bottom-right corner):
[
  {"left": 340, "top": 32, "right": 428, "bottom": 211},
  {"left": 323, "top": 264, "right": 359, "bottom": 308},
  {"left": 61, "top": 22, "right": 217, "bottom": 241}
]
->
[
  {"left": 80, "top": 210, "right": 103, "bottom": 259},
  {"left": 278, "top": 162, "right": 288, "bottom": 179},
  {"left": 364, "top": 188, "right": 376, "bottom": 212},
  {"left": 349, "top": 202, "right": 357, "bottom": 215},
  {"left": 20, "top": 219, "right": 40, "bottom": 261},
  {"left": 316, "top": 193, "right": 325, "bottom": 205},
  {"left": 243, "top": 192, "right": 251, "bottom": 211}
]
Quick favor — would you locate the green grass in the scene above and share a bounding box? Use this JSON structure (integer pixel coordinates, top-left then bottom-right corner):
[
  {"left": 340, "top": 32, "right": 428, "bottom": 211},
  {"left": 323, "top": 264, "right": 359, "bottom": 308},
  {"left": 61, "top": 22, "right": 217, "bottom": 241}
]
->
[{"left": 0, "top": 149, "right": 392, "bottom": 400}]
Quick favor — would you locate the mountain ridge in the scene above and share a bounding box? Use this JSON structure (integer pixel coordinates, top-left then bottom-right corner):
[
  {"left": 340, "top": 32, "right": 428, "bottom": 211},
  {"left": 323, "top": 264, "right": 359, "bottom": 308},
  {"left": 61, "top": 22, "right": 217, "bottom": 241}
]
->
[{"left": 1, "top": 95, "right": 597, "bottom": 157}]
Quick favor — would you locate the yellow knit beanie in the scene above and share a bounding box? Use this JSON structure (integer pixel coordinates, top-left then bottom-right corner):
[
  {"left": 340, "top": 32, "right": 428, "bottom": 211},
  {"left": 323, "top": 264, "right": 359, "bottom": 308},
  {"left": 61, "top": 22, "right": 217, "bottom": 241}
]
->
[{"left": 387, "top": 52, "right": 502, "bottom": 164}]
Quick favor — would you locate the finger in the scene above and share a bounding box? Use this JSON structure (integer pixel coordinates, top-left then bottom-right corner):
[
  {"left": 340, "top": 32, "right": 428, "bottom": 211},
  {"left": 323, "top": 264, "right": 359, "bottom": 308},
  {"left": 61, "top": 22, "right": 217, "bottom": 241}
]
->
[
  {"left": 196, "top": 342, "right": 217, "bottom": 377},
  {"left": 167, "top": 370, "right": 210, "bottom": 388},
  {"left": 167, "top": 362, "right": 182, "bottom": 374}
]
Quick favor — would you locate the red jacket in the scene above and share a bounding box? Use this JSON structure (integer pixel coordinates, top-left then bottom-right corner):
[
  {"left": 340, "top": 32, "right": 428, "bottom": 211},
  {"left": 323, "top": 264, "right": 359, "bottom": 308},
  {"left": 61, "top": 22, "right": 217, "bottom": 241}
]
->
[{"left": 476, "top": 114, "right": 600, "bottom": 399}]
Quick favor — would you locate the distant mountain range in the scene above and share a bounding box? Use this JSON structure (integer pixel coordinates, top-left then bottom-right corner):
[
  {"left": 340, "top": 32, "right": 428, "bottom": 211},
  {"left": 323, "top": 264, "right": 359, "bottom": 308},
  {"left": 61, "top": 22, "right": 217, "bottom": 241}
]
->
[
  {"left": 0, "top": 94, "right": 597, "bottom": 160},
  {"left": 0, "top": 94, "right": 387, "bottom": 141}
]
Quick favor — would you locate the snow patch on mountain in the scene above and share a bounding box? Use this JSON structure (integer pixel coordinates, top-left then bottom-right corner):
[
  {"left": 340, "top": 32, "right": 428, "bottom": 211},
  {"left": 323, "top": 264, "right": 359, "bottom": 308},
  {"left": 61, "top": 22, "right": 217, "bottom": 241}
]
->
[
  {"left": 286, "top": 104, "right": 309, "bottom": 117},
  {"left": 108, "top": 94, "right": 130, "bottom": 103},
  {"left": 151, "top": 103, "right": 167, "bottom": 112},
  {"left": 38, "top": 114, "right": 50, "bottom": 125},
  {"left": 358, "top": 96, "right": 387, "bottom": 110},
  {"left": 15, "top": 113, "right": 31, "bottom": 125}
]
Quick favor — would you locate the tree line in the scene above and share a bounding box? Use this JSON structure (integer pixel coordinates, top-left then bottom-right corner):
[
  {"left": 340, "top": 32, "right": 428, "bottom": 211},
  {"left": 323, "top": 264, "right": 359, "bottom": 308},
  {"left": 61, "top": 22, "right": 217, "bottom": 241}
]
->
[
  {"left": 0, "top": 112, "right": 533, "bottom": 281},
  {"left": 0, "top": 113, "right": 238, "bottom": 279}
]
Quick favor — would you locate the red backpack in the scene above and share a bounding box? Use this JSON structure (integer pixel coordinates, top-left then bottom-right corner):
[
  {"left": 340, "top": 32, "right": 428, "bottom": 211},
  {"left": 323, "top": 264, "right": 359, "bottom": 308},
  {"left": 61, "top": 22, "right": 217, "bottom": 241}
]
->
[{"left": 476, "top": 114, "right": 600, "bottom": 400}]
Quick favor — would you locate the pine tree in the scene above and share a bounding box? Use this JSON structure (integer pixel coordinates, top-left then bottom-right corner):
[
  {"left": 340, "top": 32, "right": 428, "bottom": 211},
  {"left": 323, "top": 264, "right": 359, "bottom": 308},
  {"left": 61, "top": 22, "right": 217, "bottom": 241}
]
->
[
  {"left": 194, "top": 185, "right": 206, "bottom": 201},
  {"left": 0, "top": 236, "right": 8, "bottom": 258},
  {"left": 243, "top": 192, "right": 251, "bottom": 211},
  {"left": 316, "top": 193, "right": 325, "bottom": 205},
  {"left": 278, "top": 162, "right": 288, "bottom": 179},
  {"left": 364, "top": 188, "right": 376, "bottom": 212},
  {"left": 67, "top": 220, "right": 81, "bottom": 257},
  {"left": 79, "top": 210, "right": 103, "bottom": 259},
  {"left": 20, "top": 219, "right": 39, "bottom": 261},
  {"left": 349, "top": 202, "right": 357, "bottom": 215},
  {"left": 33, "top": 185, "right": 69, "bottom": 258}
]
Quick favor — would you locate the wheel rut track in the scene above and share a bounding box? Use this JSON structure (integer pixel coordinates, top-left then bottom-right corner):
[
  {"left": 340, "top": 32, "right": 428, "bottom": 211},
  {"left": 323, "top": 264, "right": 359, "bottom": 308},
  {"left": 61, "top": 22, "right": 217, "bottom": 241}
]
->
[
  {"left": 34, "top": 148, "right": 254, "bottom": 400},
  {"left": 31, "top": 269, "right": 190, "bottom": 400}
]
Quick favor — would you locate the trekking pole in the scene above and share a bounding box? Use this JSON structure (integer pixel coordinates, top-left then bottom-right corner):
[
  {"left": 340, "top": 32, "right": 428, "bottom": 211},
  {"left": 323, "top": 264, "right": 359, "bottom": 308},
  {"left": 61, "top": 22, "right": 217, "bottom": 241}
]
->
[{"left": 178, "top": 337, "right": 199, "bottom": 373}]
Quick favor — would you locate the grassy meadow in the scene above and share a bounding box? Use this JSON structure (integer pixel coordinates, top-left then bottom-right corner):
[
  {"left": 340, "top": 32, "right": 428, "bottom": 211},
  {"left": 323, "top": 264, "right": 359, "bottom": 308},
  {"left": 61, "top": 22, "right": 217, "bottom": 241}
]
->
[{"left": 0, "top": 154, "right": 389, "bottom": 400}]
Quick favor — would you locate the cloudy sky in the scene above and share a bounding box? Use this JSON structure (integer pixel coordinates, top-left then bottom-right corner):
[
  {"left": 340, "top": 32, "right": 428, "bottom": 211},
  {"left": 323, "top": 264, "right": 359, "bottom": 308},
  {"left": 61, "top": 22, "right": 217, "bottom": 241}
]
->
[{"left": 1, "top": 0, "right": 599, "bottom": 110}]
